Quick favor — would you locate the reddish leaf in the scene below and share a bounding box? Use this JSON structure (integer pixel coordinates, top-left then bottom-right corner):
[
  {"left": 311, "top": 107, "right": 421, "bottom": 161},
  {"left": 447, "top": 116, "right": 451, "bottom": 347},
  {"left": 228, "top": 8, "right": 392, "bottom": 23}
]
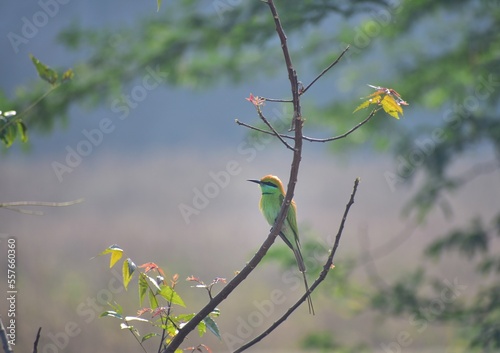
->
[{"left": 245, "top": 93, "right": 265, "bottom": 107}]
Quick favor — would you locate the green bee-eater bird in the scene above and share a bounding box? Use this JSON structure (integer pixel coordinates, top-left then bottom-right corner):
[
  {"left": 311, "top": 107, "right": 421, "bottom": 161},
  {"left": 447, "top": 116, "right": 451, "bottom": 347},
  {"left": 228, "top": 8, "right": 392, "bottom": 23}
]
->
[{"left": 248, "top": 175, "right": 315, "bottom": 315}]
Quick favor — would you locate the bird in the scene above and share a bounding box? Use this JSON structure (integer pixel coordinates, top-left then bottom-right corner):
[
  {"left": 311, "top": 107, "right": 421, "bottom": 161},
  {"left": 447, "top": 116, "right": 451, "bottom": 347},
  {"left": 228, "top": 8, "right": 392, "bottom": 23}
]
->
[{"left": 248, "top": 174, "right": 315, "bottom": 315}]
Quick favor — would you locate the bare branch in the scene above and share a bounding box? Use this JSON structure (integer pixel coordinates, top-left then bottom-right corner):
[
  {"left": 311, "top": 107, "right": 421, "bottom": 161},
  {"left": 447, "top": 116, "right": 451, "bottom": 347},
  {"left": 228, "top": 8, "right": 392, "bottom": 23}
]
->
[
  {"left": 302, "top": 108, "right": 378, "bottom": 142},
  {"left": 33, "top": 327, "right": 42, "bottom": 353},
  {"left": 234, "top": 178, "right": 360, "bottom": 353},
  {"left": 0, "top": 198, "right": 84, "bottom": 215},
  {"left": 257, "top": 45, "right": 349, "bottom": 103},
  {"left": 234, "top": 119, "right": 270, "bottom": 133},
  {"left": 300, "top": 45, "right": 350, "bottom": 96},
  {"left": 256, "top": 106, "right": 295, "bottom": 151},
  {"left": 263, "top": 97, "right": 292, "bottom": 103},
  {"left": 236, "top": 108, "right": 378, "bottom": 143}
]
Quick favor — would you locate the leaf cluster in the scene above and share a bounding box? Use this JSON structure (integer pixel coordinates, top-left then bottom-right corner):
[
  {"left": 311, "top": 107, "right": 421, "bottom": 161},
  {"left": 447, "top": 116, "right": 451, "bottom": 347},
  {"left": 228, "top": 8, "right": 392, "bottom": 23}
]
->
[
  {"left": 1, "top": 55, "right": 73, "bottom": 148},
  {"left": 95, "top": 245, "right": 223, "bottom": 353}
]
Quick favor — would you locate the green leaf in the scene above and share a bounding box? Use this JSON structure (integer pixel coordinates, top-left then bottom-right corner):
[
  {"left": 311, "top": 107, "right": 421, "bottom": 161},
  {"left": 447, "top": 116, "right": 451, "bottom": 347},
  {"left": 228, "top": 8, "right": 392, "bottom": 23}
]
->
[
  {"left": 96, "top": 244, "right": 123, "bottom": 268},
  {"left": 61, "top": 69, "right": 74, "bottom": 82},
  {"left": 203, "top": 316, "right": 220, "bottom": 340},
  {"left": 148, "top": 287, "right": 158, "bottom": 310},
  {"left": 156, "top": 0, "right": 162, "bottom": 12},
  {"left": 100, "top": 310, "right": 123, "bottom": 319},
  {"left": 0, "top": 111, "right": 26, "bottom": 148},
  {"left": 0, "top": 123, "right": 16, "bottom": 147},
  {"left": 107, "top": 301, "right": 123, "bottom": 315},
  {"left": 380, "top": 95, "right": 403, "bottom": 119},
  {"left": 138, "top": 273, "right": 148, "bottom": 306},
  {"left": 353, "top": 99, "right": 373, "bottom": 113},
  {"left": 30, "top": 54, "right": 59, "bottom": 85},
  {"left": 17, "top": 122, "right": 28, "bottom": 143},
  {"left": 173, "top": 313, "right": 195, "bottom": 324},
  {"left": 141, "top": 332, "right": 158, "bottom": 343},
  {"left": 197, "top": 320, "right": 206, "bottom": 337},
  {"left": 122, "top": 258, "right": 137, "bottom": 290},
  {"left": 165, "top": 321, "right": 178, "bottom": 336},
  {"left": 138, "top": 273, "right": 161, "bottom": 308},
  {"left": 159, "top": 285, "right": 186, "bottom": 307}
]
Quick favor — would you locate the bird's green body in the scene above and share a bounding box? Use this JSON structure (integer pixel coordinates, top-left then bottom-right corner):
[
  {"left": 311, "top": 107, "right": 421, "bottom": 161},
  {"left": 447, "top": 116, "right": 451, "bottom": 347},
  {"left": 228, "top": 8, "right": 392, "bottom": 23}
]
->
[{"left": 249, "top": 175, "right": 315, "bottom": 315}]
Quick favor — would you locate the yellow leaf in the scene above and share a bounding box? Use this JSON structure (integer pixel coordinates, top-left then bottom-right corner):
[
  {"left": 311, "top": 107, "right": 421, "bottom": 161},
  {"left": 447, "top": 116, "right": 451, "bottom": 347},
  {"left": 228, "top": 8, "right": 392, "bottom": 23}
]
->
[
  {"left": 95, "top": 244, "right": 124, "bottom": 268},
  {"left": 122, "top": 258, "right": 136, "bottom": 290},
  {"left": 381, "top": 95, "right": 403, "bottom": 119},
  {"left": 62, "top": 69, "right": 74, "bottom": 82},
  {"left": 354, "top": 90, "right": 385, "bottom": 113},
  {"left": 367, "top": 91, "right": 384, "bottom": 99},
  {"left": 353, "top": 99, "right": 371, "bottom": 113},
  {"left": 354, "top": 85, "right": 408, "bottom": 119}
]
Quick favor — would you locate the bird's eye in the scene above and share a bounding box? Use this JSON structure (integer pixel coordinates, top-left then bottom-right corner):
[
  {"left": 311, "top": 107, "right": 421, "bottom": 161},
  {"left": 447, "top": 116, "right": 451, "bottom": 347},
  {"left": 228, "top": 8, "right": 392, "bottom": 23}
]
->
[{"left": 262, "top": 181, "right": 278, "bottom": 188}]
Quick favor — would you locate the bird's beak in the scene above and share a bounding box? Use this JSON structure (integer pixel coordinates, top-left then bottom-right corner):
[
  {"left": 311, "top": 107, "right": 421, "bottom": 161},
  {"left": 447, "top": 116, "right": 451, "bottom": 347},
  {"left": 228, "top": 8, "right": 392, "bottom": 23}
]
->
[{"left": 247, "top": 179, "right": 261, "bottom": 184}]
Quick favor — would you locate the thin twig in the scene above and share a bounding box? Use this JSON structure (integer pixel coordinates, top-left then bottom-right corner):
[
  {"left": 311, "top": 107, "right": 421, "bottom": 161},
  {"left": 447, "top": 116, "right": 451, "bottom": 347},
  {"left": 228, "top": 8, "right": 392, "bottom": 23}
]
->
[
  {"left": 300, "top": 45, "right": 350, "bottom": 96},
  {"left": 0, "top": 199, "right": 84, "bottom": 215},
  {"left": 236, "top": 108, "right": 378, "bottom": 143},
  {"left": 33, "top": 327, "right": 42, "bottom": 353},
  {"left": 302, "top": 108, "right": 378, "bottom": 142},
  {"left": 234, "top": 178, "right": 360, "bottom": 353},
  {"left": 0, "top": 85, "right": 59, "bottom": 136},
  {"left": 259, "top": 45, "right": 349, "bottom": 102},
  {"left": 256, "top": 107, "right": 295, "bottom": 151},
  {"left": 263, "top": 97, "right": 292, "bottom": 103}
]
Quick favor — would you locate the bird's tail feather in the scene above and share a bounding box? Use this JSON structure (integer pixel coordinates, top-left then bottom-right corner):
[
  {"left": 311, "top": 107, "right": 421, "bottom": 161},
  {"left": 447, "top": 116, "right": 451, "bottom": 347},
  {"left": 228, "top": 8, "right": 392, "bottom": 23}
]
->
[
  {"left": 301, "top": 270, "right": 315, "bottom": 315},
  {"left": 293, "top": 248, "right": 315, "bottom": 315}
]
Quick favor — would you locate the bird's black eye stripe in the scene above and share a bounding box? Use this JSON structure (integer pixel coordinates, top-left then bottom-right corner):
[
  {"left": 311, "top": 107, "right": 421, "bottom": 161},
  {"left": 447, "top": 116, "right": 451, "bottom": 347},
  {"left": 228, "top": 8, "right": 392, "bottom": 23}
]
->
[{"left": 262, "top": 181, "right": 278, "bottom": 188}]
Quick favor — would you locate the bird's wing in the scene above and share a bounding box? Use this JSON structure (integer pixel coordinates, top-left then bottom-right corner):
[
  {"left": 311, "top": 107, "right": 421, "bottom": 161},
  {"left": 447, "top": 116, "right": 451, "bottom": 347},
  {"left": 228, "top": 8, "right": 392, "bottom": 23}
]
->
[
  {"left": 287, "top": 198, "right": 300, "bottom": 246},
  {"left": 278, "top": 194, "right": 307, "bottom": 274},
  {"left": 277, "top": 193, "right": 301, "bottom": 248}
]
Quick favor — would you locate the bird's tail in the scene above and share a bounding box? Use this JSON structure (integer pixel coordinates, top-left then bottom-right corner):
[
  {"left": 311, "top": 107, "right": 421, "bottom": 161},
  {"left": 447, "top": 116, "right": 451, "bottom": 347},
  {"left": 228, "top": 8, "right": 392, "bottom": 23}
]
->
[
  {"left": 293, "top": 248, "right": 315, "bottom": 315},
  {"left": 301, "top": 270, "right": 315, "bottom": 315}
]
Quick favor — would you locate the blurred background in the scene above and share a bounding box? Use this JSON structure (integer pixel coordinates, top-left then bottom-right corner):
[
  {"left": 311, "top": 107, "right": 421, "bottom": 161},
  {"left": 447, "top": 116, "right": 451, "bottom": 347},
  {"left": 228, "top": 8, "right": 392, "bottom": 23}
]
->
[{"left": 1, "top": 0, "right": 499, "bottom": 352}]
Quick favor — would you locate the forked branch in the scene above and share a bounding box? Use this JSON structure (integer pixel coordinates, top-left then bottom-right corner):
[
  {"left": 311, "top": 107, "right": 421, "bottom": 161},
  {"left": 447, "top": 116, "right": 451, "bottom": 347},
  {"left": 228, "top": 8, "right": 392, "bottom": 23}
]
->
[
  {"left": 236, "top": 107, "right": 378, "bottom": 143},
  {"left": 166, "top": 1, "right": 360, "bottom": 352},
  {"left": 164, "top": 1, "right": 305, "bottom": 351}
]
